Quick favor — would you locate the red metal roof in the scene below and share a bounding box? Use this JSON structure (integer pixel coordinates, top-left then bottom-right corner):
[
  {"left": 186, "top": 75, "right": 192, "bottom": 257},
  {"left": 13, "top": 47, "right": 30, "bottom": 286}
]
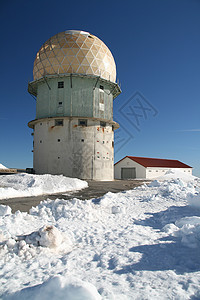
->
[{"left": 115, "top": 156, "right": 192, "bottom": 168}]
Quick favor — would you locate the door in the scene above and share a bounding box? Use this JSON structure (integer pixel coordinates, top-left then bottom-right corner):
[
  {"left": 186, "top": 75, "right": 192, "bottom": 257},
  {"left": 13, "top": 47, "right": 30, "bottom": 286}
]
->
[{"left": 121, "top": 167, "right": 136, "bottom": 179}]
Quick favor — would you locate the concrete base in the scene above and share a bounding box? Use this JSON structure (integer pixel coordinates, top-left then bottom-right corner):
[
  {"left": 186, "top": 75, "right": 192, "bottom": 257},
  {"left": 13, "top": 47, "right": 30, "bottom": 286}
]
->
[{"left": 29, "top": 117, "right": 117, "bottom": 180}]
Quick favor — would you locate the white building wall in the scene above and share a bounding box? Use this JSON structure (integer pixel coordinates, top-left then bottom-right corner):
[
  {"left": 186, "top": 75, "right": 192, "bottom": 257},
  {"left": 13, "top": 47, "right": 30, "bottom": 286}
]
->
[
  {"left": 114, "top": 157, "right": 146, "bottom": 179},
  {"left": 146, "top": 167, "right": 192, "bottom": 179},
  {"left": 33, "top": 117, "right": 114, "bottom": 180}
]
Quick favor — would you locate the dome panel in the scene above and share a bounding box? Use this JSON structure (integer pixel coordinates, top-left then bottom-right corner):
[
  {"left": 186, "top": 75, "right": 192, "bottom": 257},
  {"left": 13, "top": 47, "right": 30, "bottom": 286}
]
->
[
  {"left": 76, "top": 40, "right": 84, "bottom": 47},
  {"left": 85, "top": 52, "right": 94, "bottom": 59},
  {"left": 71, "top": 56, "right": 80, "bottom": 65},
  {"left": 57, "top": 56, "right": 64, "bottom": 63},
  {"left": 33, "top": 30, "right": 116, "bottom": 82},
  {"left": 71, "top": 48, "right": 79, "bottom": 55},
  {"left": 59, "top": 39, "right": 66, "bottom": 47},
  {"left": 72, "top": 43, "right": 80, "bottom": 49},
  {"left": 67, "top": 56, "right": 74, "bottom": 63},
  {"left": 72, "top": 65, "right": 79, "bottom": 72},
  {"left": 62, "top": 57, "right": 70, "bottom": 65},
  {"left": 77, "top": 56, "right": 85, "bottom": 64},
  {"left": 48, "top": 51, "right": 55, "bottom": 58}
]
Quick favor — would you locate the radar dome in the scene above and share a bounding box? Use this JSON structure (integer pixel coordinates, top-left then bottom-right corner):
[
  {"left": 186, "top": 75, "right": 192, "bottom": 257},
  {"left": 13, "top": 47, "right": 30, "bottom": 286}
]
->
[{"left": 33, "top": 30, "right": 116, "bottom": 82}]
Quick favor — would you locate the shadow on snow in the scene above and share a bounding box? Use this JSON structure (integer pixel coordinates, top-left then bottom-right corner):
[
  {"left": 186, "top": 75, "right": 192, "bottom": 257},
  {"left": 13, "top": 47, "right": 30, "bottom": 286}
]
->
[
  {"left": 134, "top": 205, "right": 200, "bottom": 230},
  {"left": 115, "top": 205, "right": 200, "bottom": 275}
]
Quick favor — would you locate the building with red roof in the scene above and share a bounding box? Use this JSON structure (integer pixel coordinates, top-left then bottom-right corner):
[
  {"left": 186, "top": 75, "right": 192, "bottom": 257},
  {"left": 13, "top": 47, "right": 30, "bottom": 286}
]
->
[{"left": 114, "top": 156, "right": 192, "bottom": 179}]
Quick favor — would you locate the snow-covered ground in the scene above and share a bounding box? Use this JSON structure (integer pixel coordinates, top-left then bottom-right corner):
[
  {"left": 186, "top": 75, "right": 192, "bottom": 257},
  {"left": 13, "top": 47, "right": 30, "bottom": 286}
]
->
[
  {"left": 0, "top": 173, "right": 88, "bottom": 199},
  {"left": 0, "top": 163, "right": 8, "bottom": 169},
  {"left": 0, "top": 171, "right": 200, "bottom": 299}
]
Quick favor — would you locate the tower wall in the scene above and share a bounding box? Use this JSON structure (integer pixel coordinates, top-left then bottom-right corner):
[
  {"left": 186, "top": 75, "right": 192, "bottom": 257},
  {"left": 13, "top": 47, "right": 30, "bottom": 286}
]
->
[{"left": 29, "top": 117, "right": 116, "bottom": 180}]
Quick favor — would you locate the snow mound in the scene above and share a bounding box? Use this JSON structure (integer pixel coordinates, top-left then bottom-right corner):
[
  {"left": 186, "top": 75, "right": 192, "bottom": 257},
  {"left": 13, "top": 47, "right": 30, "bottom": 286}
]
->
[
  {"left": 0, "top": 163, "right": 8, "bottom": 169},
  {"left": 17, "top": 225, "right": 64, "bottom": 248},
  {"left": 163, "top": 217, "right": 200, "bottom": 249},
  {"left": 5, "top": 276, "right": 101, "bottom": 300},
  {"left": 187, "top": 192, "right": 200, "bottom": 208},
  {"left": 157, "top": 169, "right": 197, "bottom": 182},
  {"left": 38, "top": 225, "right": 63, "bottom": 248},
  {"left": 148, "top": 180, "right": 161, "bottom": 187},
  {"left": 0, "top": 173, "right": 88, "bottom": 199},
  {"left": 174, "top": 217, "right": 200, "bottom": 248},
  {"left": 175, "top": 216, "right": 200, "bottom": 228},
  {"left": 0, "top": 204, "right": 12, "bottom": 216},
  {"left": 2, "top": 225, "right": 72, "bottom": 260}
]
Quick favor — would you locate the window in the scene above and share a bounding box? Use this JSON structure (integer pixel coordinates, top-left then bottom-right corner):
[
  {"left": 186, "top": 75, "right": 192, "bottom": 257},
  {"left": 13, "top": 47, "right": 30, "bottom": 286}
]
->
[
  {"left": 40, "top": 140, "right": 42, "bottom": 143},
  {"left": 78, "top": 119, "right": 87, "bottom": 126},
  {"left": 81, "top": 139, "right": 84, "bottom": 142},
  {"left": 58, "top": 139, "right": 60, "bottom": 142},
  {"left": 58, "top": 102, "right": 63, "bottom": 105},
  {"left": 100, "top": 121, "right": 106, "bottom": 127},
  {"left": 100, "top": 85, "right": 104, "bottom": 90},
  {"left": 99, "top": 90, "right": 104, "bottom": 103},
  {"left": 55, "top": 119, "right": 63, "bottom": 126},
  {"left": 58, "top": 81, "right": 64, "bottom": 88},
  {"left": 40, "top": 123, "right": 42, "bottom": 125},
  {"left": 99, "top": 89, "right": 104, "bottom": 112}
]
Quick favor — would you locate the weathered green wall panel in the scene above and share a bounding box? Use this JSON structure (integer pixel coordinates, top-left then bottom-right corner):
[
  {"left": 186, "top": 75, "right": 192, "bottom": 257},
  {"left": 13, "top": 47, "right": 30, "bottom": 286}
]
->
[{"left": 35, "top": 76, "right": 114, "bottom": 121}]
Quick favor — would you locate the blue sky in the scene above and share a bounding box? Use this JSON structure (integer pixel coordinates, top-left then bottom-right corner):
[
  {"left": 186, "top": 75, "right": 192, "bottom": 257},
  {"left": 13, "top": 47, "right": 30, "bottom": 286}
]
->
[{"left": 0, "top": 0, "right": 200, "bottom": 176}]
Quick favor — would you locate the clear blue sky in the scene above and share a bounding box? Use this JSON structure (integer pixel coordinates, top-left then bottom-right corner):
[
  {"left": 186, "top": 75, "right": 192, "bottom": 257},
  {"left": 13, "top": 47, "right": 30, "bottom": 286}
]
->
[{"left": 0, "top": 0, "right": 200, "bottom": 176}]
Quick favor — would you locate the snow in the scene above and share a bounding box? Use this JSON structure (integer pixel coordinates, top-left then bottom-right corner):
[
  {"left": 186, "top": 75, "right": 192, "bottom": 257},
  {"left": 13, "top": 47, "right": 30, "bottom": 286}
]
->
[
  {"left": 5, "top": 276, "right": 101, "bottom": 300},
  {"left": 0, "top": 205, "right": 11, "bottom": 216},
  {"left": 0, "top": 173, "right": 88, "bottom": 199},
  {"left": 187, "top": 192, "right": 200, "bottom": 208},
  {"left": 0, "top": 170, "right": 200, "bottom": 299},
  {"left": 0, "top": 163, "right": 8, "bottom": 169},
  {"left": 157, "top": 169, "right": 196, "bottom": 182}
]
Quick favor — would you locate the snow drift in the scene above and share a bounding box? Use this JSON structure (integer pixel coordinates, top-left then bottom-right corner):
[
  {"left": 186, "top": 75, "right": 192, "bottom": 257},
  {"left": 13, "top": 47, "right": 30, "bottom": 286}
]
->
[
  {"left": 5, "top": 276, "right": 101, "bottom": 300},
  {"left": 0, "top": 173, "right": 88, "bottom": 199},
  {"left": 0, "top": 163, "right": 8, "bottom": 169},
  {"left": 0, "top": 170, "right": 200, "bottom": 299}
]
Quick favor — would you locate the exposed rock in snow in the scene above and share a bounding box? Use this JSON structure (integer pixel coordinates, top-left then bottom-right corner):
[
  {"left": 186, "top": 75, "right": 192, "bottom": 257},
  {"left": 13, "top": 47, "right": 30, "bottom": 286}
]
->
[
  {"left": 16, "top": 225, "right": 64, "bottom": 248},
  {"left": 35, "top": 225, "right": 63, "bottom": 248}
]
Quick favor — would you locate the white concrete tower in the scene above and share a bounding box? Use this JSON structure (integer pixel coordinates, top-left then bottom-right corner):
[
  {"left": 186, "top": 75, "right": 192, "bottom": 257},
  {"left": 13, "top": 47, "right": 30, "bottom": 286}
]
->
[{"left": 28, "top": 30, "right": 121, "bottom": 180}]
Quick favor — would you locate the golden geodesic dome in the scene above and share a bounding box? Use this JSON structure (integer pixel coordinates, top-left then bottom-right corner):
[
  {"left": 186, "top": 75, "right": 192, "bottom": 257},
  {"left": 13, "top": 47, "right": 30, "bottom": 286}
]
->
[{"left": 33, "top": 30, "right": 116, "bottom": 82}]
